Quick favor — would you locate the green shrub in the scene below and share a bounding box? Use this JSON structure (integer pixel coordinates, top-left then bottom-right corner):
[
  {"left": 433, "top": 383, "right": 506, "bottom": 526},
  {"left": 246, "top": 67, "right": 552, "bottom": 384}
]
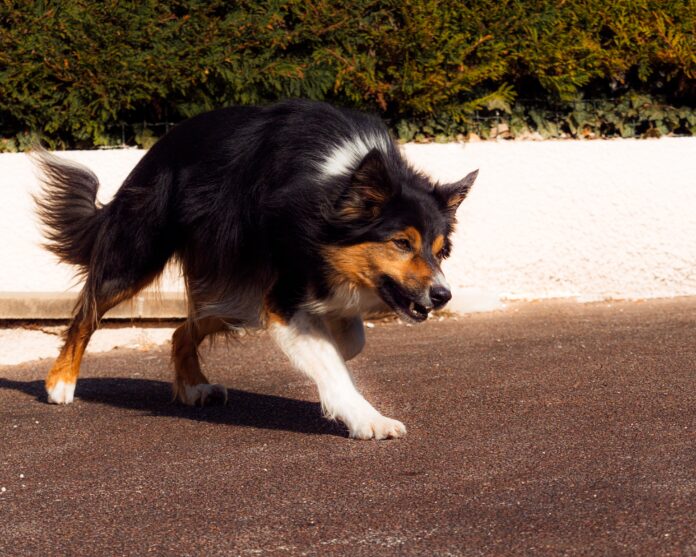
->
[
  {"left": 396, "top": 94, "right": 696, "bottom": 141},
  {"left": 0, "top": 0, "right": 693, "bottom": 148}
]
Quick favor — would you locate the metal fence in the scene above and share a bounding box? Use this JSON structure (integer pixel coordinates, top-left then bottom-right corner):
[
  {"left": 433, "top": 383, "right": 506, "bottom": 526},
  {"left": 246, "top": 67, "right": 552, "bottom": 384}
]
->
[{"left": 98, "top": 97, "right": 694, "bottom": 147}]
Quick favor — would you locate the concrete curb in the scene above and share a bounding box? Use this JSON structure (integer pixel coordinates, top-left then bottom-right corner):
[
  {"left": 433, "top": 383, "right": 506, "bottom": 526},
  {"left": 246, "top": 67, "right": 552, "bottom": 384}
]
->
[{"left": 0, "top": 292, "right": 186, "bottom": 320}]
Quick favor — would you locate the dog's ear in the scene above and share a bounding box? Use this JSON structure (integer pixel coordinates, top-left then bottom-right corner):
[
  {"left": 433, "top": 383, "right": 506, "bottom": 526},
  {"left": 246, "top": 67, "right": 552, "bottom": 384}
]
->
[
  {"left": 436, "top": 169, "right": 478, "bottom": 216},
  {"left": 336, "top": 148, "right": 398, "bottom": 220}
]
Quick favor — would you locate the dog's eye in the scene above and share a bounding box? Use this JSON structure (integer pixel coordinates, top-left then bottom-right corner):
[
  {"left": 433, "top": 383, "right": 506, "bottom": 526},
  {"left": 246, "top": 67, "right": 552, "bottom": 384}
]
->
[{"left": 392, "top": 238, "right": 412, "bottom": 252}]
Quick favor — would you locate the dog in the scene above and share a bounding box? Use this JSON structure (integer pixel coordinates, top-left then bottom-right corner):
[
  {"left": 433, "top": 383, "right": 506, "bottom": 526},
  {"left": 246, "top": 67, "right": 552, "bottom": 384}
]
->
[{"left": 34, "top": 99, "right": 477, "bottom": 440}]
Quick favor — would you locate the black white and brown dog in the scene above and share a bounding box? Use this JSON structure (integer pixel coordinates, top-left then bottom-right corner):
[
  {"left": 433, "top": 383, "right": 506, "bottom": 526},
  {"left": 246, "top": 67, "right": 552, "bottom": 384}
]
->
[{"left": 34, "top": 99, "right": 477, "bottom": 440}]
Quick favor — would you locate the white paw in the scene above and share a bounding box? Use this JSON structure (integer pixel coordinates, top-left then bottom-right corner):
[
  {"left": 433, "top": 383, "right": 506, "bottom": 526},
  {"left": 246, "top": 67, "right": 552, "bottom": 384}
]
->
[
  {"left": 47, "top": 380, "right": 75, "bottom": 404},
  {"left": 324, "top": 394, "right": 407, "bottom": 440},
  {"left": 347, "top": 414, "right": 407, "bottom": 440},
  {"left": 179, "top": 383, "right": 228, "bottom": 406}
]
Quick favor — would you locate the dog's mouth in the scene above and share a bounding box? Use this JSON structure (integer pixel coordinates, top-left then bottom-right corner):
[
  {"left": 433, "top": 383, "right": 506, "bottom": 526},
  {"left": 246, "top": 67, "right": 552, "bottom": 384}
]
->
[{"left": 378, "top": 276, "right": 430, "bottom": 323}]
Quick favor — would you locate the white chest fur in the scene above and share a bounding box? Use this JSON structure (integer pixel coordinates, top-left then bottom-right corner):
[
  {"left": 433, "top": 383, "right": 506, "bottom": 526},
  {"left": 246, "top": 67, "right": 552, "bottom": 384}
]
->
[{"left": 303, "top": 283, "right": 386, "bottom": 318}]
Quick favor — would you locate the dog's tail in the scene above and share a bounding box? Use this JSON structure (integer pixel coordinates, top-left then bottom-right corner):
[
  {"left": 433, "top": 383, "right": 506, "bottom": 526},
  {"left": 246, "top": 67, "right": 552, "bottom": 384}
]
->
[{"left": 32, "top": 147, "right": 105, "bottom": 269}]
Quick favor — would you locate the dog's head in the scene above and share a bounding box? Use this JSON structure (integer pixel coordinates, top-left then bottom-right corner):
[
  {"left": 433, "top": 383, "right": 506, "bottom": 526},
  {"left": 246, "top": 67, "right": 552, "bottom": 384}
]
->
[{"left": 324, "top": 148, "right": 478, "bottom": 322}]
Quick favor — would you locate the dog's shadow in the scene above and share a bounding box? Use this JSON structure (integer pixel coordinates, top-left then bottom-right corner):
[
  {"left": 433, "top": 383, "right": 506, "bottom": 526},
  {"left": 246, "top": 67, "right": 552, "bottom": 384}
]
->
[{"left": 0, "top": 376, "right": 347, "bottom": 437}]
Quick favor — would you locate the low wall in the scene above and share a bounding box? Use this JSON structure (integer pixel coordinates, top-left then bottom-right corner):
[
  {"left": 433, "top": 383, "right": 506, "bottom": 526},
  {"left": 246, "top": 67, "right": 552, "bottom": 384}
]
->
[{"left": 1, "top": 138, "right": 695, "bottom": 318}]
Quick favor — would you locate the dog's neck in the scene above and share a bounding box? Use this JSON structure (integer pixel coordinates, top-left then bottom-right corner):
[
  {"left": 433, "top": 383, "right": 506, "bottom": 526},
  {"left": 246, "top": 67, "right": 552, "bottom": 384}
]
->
[{"left": 302, "top": 282, "right": 385, "bottom": 318}]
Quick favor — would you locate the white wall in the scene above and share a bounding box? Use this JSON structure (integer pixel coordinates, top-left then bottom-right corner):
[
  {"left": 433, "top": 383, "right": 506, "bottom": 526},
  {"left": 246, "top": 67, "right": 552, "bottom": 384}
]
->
[
  {"left": 1, "top": 138, "right": 695, "bottom": 316},
  {"left": 404, "top": 139, "right": 696, "bottom": 311}
]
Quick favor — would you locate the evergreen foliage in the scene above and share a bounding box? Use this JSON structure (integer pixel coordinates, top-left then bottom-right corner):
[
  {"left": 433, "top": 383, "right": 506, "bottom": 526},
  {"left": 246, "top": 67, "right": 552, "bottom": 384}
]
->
[{"left": 0, "top": 0, "right": 694, "bottom": 149}]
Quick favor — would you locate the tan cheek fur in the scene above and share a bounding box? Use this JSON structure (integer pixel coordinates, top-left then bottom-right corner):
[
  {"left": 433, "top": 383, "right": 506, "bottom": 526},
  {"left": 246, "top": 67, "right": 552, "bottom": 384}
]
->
[{"left": 325, "top": 227, "right": 435, "bottom": 291}]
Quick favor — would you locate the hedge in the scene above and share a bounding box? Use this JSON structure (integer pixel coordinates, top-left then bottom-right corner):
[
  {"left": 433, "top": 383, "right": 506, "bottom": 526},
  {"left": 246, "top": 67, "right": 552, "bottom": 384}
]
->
[{"left": 0, "top": 0, "right": 694, "bottom": 149}]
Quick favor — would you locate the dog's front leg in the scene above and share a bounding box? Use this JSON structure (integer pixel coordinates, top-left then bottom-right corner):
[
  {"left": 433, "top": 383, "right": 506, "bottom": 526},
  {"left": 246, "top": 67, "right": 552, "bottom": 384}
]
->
[
  {"left": 325, "top": 316, "right": 365, "bottom": 361},
  {"left": 269, "top": 311, "right": 406, "bottom": 440}
]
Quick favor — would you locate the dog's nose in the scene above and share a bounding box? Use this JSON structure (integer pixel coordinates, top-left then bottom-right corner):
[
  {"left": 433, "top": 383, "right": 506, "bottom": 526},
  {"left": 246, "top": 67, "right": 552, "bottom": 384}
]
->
[{"left": 429, "top": 285, "right": 452, "bottom": 309}]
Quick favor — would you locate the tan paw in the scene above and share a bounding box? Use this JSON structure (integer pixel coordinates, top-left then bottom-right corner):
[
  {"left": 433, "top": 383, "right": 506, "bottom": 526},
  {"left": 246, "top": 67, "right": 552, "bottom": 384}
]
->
[{"left": 176, "top": 383, "right": 228, "bottom": 406}]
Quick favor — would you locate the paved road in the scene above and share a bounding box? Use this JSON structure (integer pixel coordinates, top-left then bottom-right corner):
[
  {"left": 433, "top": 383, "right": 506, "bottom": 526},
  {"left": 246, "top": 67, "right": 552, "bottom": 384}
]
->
[{"left": 1, "top": 300, "right": 695, "bottom": 556}]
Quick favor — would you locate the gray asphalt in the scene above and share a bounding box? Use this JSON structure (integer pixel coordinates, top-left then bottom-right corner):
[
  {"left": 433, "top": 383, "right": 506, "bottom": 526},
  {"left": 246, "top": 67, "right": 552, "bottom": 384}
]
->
[{"left": 1, "top": 299, "right": 695, "bottom": 556}]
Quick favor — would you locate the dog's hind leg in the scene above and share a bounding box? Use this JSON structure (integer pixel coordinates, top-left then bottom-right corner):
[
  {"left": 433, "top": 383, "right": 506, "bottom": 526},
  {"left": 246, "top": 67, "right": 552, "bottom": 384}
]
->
[
  {"left": 45, "top": 302, "right": 96, "bottom": 404},
  {"left": 171, "top": 317, "right": 229, "bottom": 406},
  {"left": 37, "top": 148, "right": 180, "bottom": 403},
  {"left": 45, "top": 279, "right": 149, "bottom": 404}
]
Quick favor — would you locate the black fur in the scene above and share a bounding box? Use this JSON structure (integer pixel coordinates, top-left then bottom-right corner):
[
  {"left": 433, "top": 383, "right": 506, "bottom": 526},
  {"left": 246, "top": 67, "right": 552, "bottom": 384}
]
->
[
  {"left": 33, "top": 150, "right": 104, "bottom": 268},
  {"left": 34, "top": 99, "right": 473, "bottom": 325}
]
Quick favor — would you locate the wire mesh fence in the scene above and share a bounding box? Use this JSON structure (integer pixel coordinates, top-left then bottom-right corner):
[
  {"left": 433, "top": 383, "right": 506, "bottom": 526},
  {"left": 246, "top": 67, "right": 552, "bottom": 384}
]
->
[
  {"left": 100, "top": 97, "right": 693, "bottom": 147},
  {"left": 2, "top": 96, "right": 693, "bottom": 151}
]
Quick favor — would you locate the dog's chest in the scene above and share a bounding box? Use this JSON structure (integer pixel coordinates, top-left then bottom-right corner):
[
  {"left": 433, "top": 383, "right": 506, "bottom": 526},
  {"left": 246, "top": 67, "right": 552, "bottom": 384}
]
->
[{"left": 306, "top": 284, "right": 385, "bottom": 317}]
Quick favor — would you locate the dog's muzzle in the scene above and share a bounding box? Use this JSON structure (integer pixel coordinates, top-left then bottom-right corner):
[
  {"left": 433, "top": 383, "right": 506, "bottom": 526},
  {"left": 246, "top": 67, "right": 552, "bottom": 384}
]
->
[
  {"left": 426, "top": 271, "right": 452, "bottom": 310},
  {"left": 379, "top": 271, "right": 453, "bottom": 323},
  {"left": 429, "top": 284, "right": 452, "bottom": 310}
]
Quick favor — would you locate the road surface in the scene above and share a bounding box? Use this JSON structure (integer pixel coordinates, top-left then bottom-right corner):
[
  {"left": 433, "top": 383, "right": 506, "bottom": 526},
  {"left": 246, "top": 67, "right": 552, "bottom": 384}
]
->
[{"left": 1, "top": 299, "right": 695, "bottom": 556}]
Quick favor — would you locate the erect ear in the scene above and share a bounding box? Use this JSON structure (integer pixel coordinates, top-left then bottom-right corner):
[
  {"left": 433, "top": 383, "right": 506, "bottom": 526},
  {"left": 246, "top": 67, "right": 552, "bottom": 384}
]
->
[
  {"left": 436, "top": 169, "right": 478, "bottom": 215},
  {"left": 336, "top": 148, "right": 399, "bottom": 220}
]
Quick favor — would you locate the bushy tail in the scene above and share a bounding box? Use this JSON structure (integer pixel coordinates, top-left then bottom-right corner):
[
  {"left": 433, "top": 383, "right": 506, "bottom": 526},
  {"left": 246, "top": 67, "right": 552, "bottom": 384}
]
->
[{"left": 32, "top": 148, "right": 105, "bottom": 269}]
